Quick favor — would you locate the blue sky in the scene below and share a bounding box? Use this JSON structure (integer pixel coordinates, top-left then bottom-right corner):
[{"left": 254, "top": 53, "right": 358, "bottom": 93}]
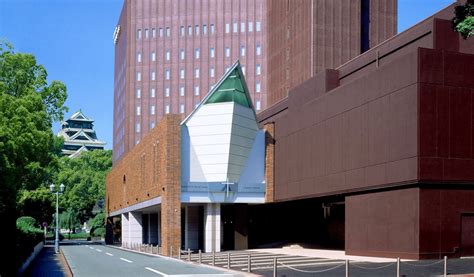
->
[{"left": 0, "top": 0, "right": 455, "bottom": 150}]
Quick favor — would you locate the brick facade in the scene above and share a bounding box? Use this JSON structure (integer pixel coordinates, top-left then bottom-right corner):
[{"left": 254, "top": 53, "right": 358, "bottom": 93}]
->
[{"left": 106, "top": 115, "right": 181, "bottom": 255}]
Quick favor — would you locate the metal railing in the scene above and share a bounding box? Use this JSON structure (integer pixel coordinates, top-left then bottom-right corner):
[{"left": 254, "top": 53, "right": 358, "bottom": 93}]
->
[{"left": 119, "top": 244, "right": 453, "bottom": 277}]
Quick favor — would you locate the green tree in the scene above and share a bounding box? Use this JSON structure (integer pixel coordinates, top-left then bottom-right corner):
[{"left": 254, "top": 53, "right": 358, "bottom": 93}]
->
[
  {"left": 55, "top": 150, "right": 112, "bottom": 224},
  {"left": 453, "top": 0, "right": 474, "bottom": 39},
  {"left": 60, "top": 208, "right": 80, "bottom": 238},
  {"left": 0, "top": 42, "right": 67, "bottom": 274},
  {"left": 17, "top": 186, "right": 55, "bottom": 227}
]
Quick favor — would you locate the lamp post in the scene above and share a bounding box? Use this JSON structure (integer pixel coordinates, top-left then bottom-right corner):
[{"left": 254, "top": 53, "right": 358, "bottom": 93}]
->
[{"left": 50, "top": 183, "right": 65, "bottom": 253}]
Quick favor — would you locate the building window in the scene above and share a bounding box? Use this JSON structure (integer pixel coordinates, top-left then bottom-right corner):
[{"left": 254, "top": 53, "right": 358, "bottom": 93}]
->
[
  {"left": 136, "top": 88, "right": 141, "bottom": 99},
  {"left": 195, "top": 48, "right": 200, "bottom": 59},
  {"left": 188, "top": 25, "right": 192, "bottom": 36},
  {"left": 233, "top": 22, "right": 238, "bottom": 33},
  {"left": 136, "top": 106, "right": 141, "bottom": 116},
  {"left": 194, "top": 86, "right": 200, "bottom": 96},
  {"left": 225, "top": 47, "right": 230, "bottom": 57},
  {"left": 210, "top": 67, "right": 215, "bottom": 78},
  {"left": 136, "top": 123, "right": 141, "bottom": 133},
  {"left": 137, "top": 72, "right": 141, "bottom": 81},
  {"left": 210, "top": 24, "right": 215, "bottom": 34},
  {"left": 166, "top": 49, "right": 170, "bottom": 61},
  {"left": 195, "top": 68, "right": 200, "bottom": 78},
  {"left": 180, "top": 49, "right": 185, "bottom": 60},
  {"left": 195, "top": 25, "right": 199, "bottom": 35},
  {"left": 242, "top": 65, "right": 245, "bottom": 75},
  {"left": 165, "top": 69, "right": 170, "bottom": 80},
  {"left": 241, "top": 22, "right": 245, "bottom": 32},
  {"left": 210, "top": 47, "right": 215, "bottom": 58},
  {"left": 256, "top": 100, "right": 261, "bottom": 110},
  {"left": 137, "top": 29, "right": 142, "bottom": 40},
  {"left": 256, "top": 44, "right": 261, "bottom": 55},
  {"left": 180, "top": 69, "right": 185, "bottom": 79},
  {"left": 150, "top": 122, "right": 155, "bottom": 129},
  {"left": 180, "top": 86, "right": 185, "bottom": 96},
  {"left": 159, "top": 28, "right": 163, "bottom": 37},
  {"left": 256, "top": 21, "right": 261, "bottom": 32},
  {"left": 166, "top": 27, "right": 170, "bottom": 37},
  {"left": 225, "top": 23, "right": 230, "bottom": 33},
  {"left": 152, "top": 28, "right": 156, "bottom": 38},
  {"left": 150, "top": 88, "right": 155, "bottom": 98},
  {"left": 165, "top": 105, "right": 170, "bottom": 114},
  {"left": 203, "top": 24, "right": 207, "bottom": 34},
  {"left": 145, "top": 28, "right": 149, "bottom": 39},
  {"left": 137, "top": 52, "right": 142, "bottom": 62},
  {"left": 165, "top": 87, "right": 170, "bottom": 97},
  {"left": 150, "top": 105, "right": 155, "bottom": 115},
  {"left": 151, "top": 51, "right": 156, "bottom": 61},
  {"left": 248, "top": 22, "right": 253, "bottom": 32},
  {"left": 240, "top": 46, "right": 245, "bottom": 56},
  {"left": 256, "top": 82, "right": 261, "bottom": 93},
  {"left": 180, "top": 104, "right": 185, "bottom": 114},
  {"left": 151, "top": 71, "right": 156, "bottom": 81},
  {"left": 256, "top": 64, "right": 261, "bottom": 75},
  {"left": 180, "top": 26, "right": 185, "bottom": 36}
]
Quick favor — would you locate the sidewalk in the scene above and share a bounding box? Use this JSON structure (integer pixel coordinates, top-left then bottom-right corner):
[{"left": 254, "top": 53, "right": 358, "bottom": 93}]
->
[
  {"left": 251, "top": 245, "right": 401, "bottom": 263},
  {"left": 24, "top": 244, "right": 71, "bottom": 277}
]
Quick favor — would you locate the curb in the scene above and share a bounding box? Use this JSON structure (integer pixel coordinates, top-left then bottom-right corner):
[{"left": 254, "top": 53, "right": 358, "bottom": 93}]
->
[{"left": 60, "top": 248, "right": 74, "bottom": 277}]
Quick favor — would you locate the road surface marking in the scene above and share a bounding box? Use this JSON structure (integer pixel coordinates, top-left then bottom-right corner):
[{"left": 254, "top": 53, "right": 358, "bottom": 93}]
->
[
  {"left": 89, "top": 247, "right": 94, "bottom": 249},
  {"left": 96, "top": 249, "right": 102, "bottom": 252},
  {"left": 106, "top": 252, "right": 114, "bottom": 256},
  {"left": 120, "top": 258, "right": 133, "bottom": 263},
  {"left": 145, "top": 267, "right": 166, "bottom": 276}
]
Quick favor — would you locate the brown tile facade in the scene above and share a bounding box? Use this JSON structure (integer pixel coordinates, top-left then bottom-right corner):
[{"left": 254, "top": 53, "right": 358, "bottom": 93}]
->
[
  {"left": 264, "top": 122, "right": 275, "bottom": 203},
  {"left": 266, "top": 0, "right": 397, "bottom": 106},
  {"left": 113, "top": 0, "right": 267, "bottom": 162}
]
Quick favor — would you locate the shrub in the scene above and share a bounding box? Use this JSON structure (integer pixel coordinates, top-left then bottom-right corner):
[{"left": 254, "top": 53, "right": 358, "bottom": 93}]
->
[
  {"left": 16, "top": 216, "right": 44, "bottom": 270},
  {"left": 92, "top": 227, "right": 106, "bottom": 238}
]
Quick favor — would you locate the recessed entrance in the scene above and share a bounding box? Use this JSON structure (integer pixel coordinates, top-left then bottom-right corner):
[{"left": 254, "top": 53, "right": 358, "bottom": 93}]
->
[{"left": 461, "top": 214, "right": 474, "bottom": 257}]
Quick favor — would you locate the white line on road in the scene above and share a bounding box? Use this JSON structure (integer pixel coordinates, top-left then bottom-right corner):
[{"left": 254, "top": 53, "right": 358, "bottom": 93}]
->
[
  {"left": 145, "top": 267, "right": 166, "bottom": 276},
  {"left": 96, "top": 249, "right": 102, "bottom": 252},
  {"left": 106, "top": 252, "right": 114, "bottom": 256},
  {"left": 120, "top": 258, "right": 133, "bottom": 263},
  {"left": 89, "top": 247, "right": 94, "bottom": 250}
]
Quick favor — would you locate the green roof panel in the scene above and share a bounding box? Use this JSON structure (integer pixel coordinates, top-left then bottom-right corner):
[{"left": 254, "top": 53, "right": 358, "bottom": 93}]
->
[{"left": 204, "top": 67, "right": 251, "bottom": 108}]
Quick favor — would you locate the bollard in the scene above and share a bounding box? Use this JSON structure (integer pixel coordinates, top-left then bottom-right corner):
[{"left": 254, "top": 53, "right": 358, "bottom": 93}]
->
[
  {"left": 248, "top": 254, "right": 252, "bottom": 273},
  {"left": 178, "top": 248, "right": 181, "bottom": 260},
  {"left": 227, "top": 252, "right": 231, "bottom": 268},
  {"left": 345, "top": 259, "right": 349, "bottom": 277},
  {"left": 273, "top": 257, "right": 277, "bottom": 277},
  {"left": 170, "top": 246, "right": 173, "bottom": 257},
  {"left": 212, "top": 250, "right": 216, "bottom": 266},
  {"left": 444, "top": 256, "right": 447, "bottom": 277},
  {"left": 188, "top": 249, "right": 191, "bottom": 261},
  {"left": 199, "top": 250, "right": 202, "bottom": 263},
  {"left": 396, "top": 257, "right": 400, "bottom": 277}
]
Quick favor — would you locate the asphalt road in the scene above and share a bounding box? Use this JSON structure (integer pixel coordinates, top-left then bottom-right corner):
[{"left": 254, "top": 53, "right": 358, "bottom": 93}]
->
[{"left": 61, "top": 242, "right": 241, "bottom": 277}]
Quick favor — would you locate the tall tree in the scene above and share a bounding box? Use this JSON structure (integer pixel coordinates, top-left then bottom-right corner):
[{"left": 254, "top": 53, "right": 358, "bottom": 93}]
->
[
  {"left": 55, "top": 150, "right": 112, "bottom": 224},
  {"left": 0, "top": 42, "right": 67, "bottom": 274},
  {"left": 453, "top": 0, "right": 474, "bottom": 39}
]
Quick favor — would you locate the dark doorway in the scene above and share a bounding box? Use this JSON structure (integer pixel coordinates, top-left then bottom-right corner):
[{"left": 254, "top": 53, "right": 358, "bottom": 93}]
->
[
  {"left": 461, "top": 214, "right": 474, "bottom": 257},
  {"left": 222, "top": 205, "right": 235, "bottom": 250},
  {"left": 248, "top": 197, "right": 345, "bottom": 250}
]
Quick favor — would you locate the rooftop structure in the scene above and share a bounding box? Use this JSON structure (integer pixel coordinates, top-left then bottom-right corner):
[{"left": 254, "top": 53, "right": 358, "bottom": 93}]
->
[{"left": 58, "top": 111, "right": 106, "bottom": 158}]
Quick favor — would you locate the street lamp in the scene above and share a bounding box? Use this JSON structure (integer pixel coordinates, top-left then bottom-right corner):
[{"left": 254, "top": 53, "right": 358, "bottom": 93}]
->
[{"left": 50, "top": 183, "right": 65, "bottom": 253}]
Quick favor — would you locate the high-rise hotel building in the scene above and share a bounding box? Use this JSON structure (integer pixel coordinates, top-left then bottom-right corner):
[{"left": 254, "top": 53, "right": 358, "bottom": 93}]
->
[{"left": 113, "top": 0, "right": 266, "bottom": 162}]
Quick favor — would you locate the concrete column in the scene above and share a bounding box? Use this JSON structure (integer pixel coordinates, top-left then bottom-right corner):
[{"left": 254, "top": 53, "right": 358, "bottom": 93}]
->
[
  {"left": 149, "top": 213, "right": 159, "bottom": 245},
  {"left": 129, "top": 211, "right": 143, "bottom": 244},
  {"left": 185, "top": 206, "right": 199, "bottom": 250},
  {"left": 205, "top": 203, "right": 221, "bottom": 253},
  {"left": 121, "top": 213, "right": 129, "bottom": 245}
]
